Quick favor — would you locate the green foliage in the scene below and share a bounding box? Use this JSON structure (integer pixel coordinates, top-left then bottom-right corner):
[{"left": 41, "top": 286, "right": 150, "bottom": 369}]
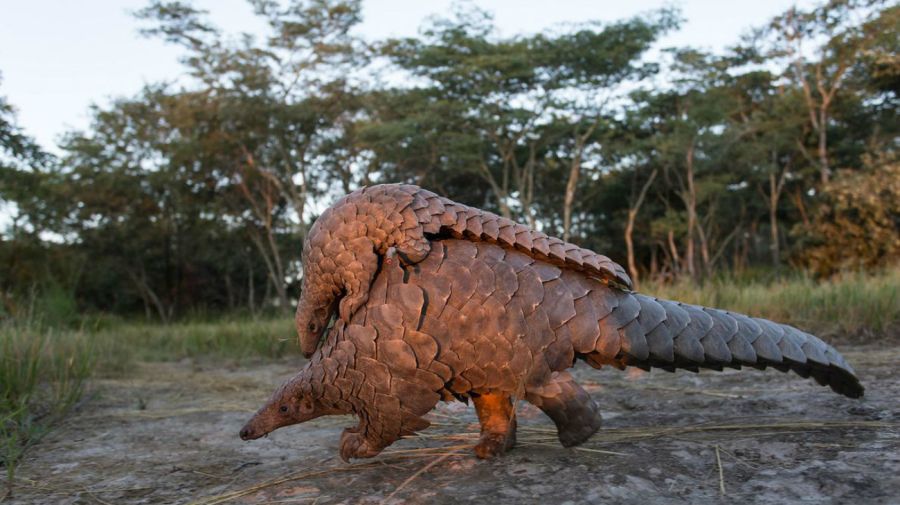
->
[
  {"left": 0, "top": 75, "right": 48, "bottom": 172},
  {"left": 0, "top": 0, "right": 897, "bottom": 320},
  {"left": 90, "top": 317, "right": 297, "bottom": 374},
  {"left": 362, "top": 3, "right": 681, "bottom": 246},
  {"left": 0, "top": 315, "right": 295, "bottom": 491},
  {"left": 0, "top": 327, "right": 92, "bottom": 492},
  {"left": 28, "top": 284, "right": 79, "bottom": 328}
]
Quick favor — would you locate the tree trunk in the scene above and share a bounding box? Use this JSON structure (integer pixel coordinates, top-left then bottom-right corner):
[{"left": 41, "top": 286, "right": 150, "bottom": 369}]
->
[
  {"left": 264, "top": 227, "right": 289, "bottom": 310},
  {"left": 563, "top": 155, "right": 581, "bottom": 241},
  {"left": 667, "top": 229, "right": 681, "bottom": 277},
  {"left": 478, "top": 160, "right": 513, "bottom": 219},
  {"left": 817, "top": 107, "right": 829, "bottom": 185},
  {"left": 518, "top": 143, "right": 538, "bottom": 229},
  {"left": 126, "top": 267, "right": 170, "bottom": 324},
  {"left": 225, "top": 270, "right": 235, "bottom": 310},
  {"left": 789, "top": 187, "right": 811, "bottom": 227},
  {"left": 624, "top": 169, "right": 657, "bottom": 288},
  {"left": 624, "top": 213, "right": 637, "bottom": 285},
  {"left": 247, "top": 258, "right": 257, "bottom": 318},
  {"left": 235, "top": 151, "right": 291, "bottom": 313},
  {"left": 764, "top": 152, "right": 789, "bottom": 269},
  {"left": 769, "top": 173, "right": 781, "bottom": 268},
  {"left": 249, "top": 229, "right": 289, "bottom": 312},
  {"left": 562, "top": 122, "right": 599, "bottom": 241},
  {"left": 683, "top": 142, "right": 697, "bottom": 280},
  {"left": 696, "top": 222, "right": 711, "bottom": 278},
  {"left": 137, "top": 285, "right": 152, "bottom": 320}
]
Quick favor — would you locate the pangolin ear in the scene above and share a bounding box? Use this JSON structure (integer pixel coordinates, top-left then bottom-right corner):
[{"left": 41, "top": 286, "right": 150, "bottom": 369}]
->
[{"left": 299, "top": 397, "right": 314, "bottom": 415}]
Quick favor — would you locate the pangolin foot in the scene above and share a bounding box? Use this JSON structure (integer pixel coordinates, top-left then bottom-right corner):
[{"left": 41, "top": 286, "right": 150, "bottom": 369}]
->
[
  {"left": 339, "top": 428, "right": 382, "bottom": 462},
  {"left": 557, "top": 412, "right": 602, "bottom": 448},
  {"left": 474, "top": 429, "right": 516, "bottom": 459}
]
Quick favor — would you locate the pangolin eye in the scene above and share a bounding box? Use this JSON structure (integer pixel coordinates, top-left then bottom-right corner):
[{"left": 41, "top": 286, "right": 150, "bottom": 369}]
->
[
  {"left": 308, "top": 322, "right": 317, "bottom": 332},
  {"left": 279, "top": 405, "right": 288, "bottom": 413}
]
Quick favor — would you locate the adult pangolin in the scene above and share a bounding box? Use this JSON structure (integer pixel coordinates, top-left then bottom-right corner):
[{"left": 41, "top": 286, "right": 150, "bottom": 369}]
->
[
  {"left": 294, "top": 184, "right": 631, "bottom": 357},
  {"left": 243, "top": 239, "right": 863, "bottom": 461}
]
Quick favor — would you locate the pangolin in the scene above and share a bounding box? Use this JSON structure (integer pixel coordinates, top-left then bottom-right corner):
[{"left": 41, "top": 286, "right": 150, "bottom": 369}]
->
[
  {"left": 295, "top": 184, "right": 631, "bottom": 357},
  {"left": 242, "top": 239, "right": 863, "bottom": 461}
]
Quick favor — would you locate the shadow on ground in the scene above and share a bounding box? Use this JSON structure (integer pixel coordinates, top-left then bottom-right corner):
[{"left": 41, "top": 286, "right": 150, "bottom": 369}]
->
[{"left": 9, "top": 345, "right": 900, "bottom": 504}]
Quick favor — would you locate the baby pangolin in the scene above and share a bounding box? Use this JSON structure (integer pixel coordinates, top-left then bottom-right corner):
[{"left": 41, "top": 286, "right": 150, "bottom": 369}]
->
[
  {"left": 294, "top": 184, "right": 632, "bottom": 358},
  {"left": 243, "top": 239, "right": 863, "bottom": 461}
]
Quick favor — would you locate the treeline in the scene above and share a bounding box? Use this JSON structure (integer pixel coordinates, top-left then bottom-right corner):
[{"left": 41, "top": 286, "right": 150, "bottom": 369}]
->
[{"left": 1, "top": 0, "right": 897, "bottom": 321}]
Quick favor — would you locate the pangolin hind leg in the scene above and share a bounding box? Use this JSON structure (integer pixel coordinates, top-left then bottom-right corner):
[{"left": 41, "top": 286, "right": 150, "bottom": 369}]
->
[
  {"left": 525, "top": 371, "right": 602, "bottom": 447},
  {"left": 471, "top": 391, "right": 518, "bottom": 459}
]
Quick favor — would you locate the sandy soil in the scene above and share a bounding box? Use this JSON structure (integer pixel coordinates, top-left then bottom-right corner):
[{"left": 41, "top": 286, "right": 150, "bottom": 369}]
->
[{"left": 7, "top": 345, "right": 899, "bottom": 505}]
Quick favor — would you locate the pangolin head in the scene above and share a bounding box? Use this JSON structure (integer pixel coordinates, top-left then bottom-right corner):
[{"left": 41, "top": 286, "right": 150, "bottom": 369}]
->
[{"left": 239, "top": 371, "right": 318, "bottom": 441}]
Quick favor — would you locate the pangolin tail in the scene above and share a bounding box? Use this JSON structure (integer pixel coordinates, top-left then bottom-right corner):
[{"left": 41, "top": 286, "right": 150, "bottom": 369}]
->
[{"left": 584, "top": 292, "right": 864, "bottom": 398}]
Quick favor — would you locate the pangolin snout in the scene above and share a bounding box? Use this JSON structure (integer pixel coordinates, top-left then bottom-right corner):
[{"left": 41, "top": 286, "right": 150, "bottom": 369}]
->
[{"left": 239, "top": 424, "right": 262, "bottom": 441}]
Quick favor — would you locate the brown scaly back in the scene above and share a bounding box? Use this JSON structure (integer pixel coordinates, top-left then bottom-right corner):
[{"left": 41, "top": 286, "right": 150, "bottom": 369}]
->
[{"left": 295, "top": 184, "right": 631, "bottom": 356}]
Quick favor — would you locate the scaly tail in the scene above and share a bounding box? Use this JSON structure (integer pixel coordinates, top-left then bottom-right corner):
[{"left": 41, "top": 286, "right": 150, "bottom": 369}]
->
[{"left": 581, "top": 291, "right": 864, "bottom": 398}]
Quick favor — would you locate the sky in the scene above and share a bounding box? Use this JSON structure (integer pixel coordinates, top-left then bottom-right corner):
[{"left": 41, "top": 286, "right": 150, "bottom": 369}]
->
[{"left": 0, "top": 0, "right": 816, "bottom": 153}]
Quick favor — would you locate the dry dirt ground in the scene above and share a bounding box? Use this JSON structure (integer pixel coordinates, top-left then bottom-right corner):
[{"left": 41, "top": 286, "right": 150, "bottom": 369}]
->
[{"left": 8, "top": 345, "right": 899, "bottom": 504}]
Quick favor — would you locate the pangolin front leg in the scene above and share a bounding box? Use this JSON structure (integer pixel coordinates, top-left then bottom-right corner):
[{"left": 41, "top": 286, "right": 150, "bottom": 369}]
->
[
  {"left": 472, "top": 391, "right": 517, "bottom": 459},
  {"left": 339, "top": 423, "right": 385, "bottom": 462},
  {"left": 338, "top": 391, "right": 433, "bottom": 462},
  {"left": 525, "top": 371, "right": 602, "bottom": 447},
  {"left": 339, "top": 408, "right": 399, "bottom": 462}
]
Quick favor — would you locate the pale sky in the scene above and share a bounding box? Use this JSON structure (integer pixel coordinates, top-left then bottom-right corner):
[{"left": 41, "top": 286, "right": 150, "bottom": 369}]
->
[{"left": 0, "top": 0, "right": 815, "bottom": 153}]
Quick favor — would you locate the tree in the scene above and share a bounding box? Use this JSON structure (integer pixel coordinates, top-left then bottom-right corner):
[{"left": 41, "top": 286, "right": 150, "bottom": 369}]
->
[
  {"left": 759, "top": 0, "right": 897, "bottom": 185},
  {"left": 131, "top": 0, "right": 366, "bottom": 312},
  {"left": 369, "top": 5, "right": 677, "bottom": 236},
  {"left": 0, "top": 77, "right": 61, "bottom": 316},
  {"left": 3, "top": 0, "right": 898, "bottom": 319}
]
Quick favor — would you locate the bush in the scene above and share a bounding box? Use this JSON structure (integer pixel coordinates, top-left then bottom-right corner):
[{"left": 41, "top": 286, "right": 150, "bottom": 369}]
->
[{"left": 793, "top": 153, "right": 900, "bottom": 276}]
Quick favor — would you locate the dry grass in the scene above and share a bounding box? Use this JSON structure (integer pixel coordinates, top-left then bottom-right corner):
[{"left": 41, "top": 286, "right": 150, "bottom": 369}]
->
[
  {"left": 0, "top": 316, "right": 294, "bottom": 494},
  {"left": 89, "top": 317, "right": 298, "bottom": 375},
  {"left": 644, "top": 268, "right": 900, "bottom": 341}
]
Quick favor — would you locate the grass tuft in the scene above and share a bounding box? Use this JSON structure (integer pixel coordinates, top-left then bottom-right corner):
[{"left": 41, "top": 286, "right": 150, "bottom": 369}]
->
[
  {"left": 644, "top": 268, "right": 900, "bottom": 341},
  {"left": 89, "top": 317, "right": 297, "bottom": 375},
  {"left": 0, "top": 327, "right": 93, "bottom": 494},
  {"left": 0, "top": 316, "right": 296, "bottom": 493}
]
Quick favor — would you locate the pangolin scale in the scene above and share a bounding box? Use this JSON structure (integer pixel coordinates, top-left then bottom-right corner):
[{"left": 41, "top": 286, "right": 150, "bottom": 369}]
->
[
  {"left": 295, "top": 184, "right": 632, "bottom": 357},
  {"left": 243, "top": 239, "right": 863, "bottom": 461}
]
